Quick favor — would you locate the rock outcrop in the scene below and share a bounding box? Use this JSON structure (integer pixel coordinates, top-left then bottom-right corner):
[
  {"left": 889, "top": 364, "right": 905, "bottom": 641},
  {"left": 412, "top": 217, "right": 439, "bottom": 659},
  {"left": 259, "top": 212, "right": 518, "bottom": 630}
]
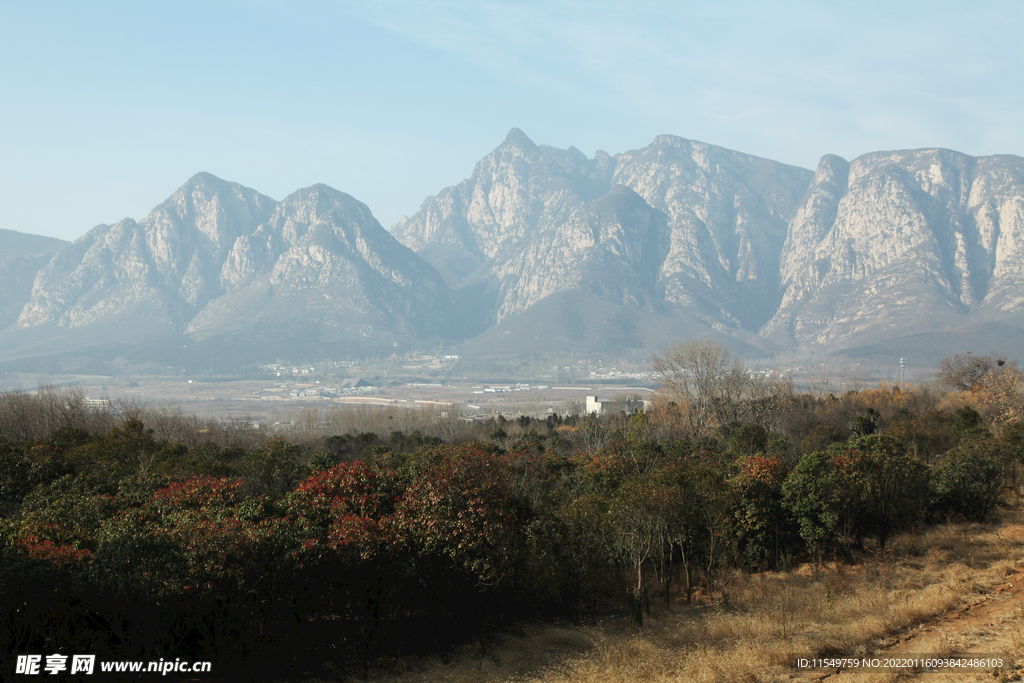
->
[{"left": 763, "top": 149, "right": 1024, "bottom": 351}]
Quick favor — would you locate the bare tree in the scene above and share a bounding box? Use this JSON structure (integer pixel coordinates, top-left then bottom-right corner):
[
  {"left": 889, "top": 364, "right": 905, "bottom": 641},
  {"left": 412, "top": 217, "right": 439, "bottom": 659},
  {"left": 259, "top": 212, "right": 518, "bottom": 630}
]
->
[
  {"left": 652, "top": 339, "right": 795, "bottom": 436},
  {"left": 561, "top": 398, "right": 584, "bottom": 419},
  {"left": 432, "top": 403, "right": 465, "bottom": 443},
  {"left": 805, "top": 365, "right": 835, "bottom": 398},
  {"left": 741, "top": 371, "right": 790, "bottom": 434},
  {"left": 652, "top": 338, "right": 750, "bottom": 435},
  {"left": 0, "top": 385, "right": 97, "bottom": 442},
  {"left": 972, "top": 363, "right": 1024, "bottom": 426},
  {"left": 938, "top": 353, "right": 1011, "bottom": 393},
  {"left": 570, "top": 415, "right": 610, "bottom": 453}
]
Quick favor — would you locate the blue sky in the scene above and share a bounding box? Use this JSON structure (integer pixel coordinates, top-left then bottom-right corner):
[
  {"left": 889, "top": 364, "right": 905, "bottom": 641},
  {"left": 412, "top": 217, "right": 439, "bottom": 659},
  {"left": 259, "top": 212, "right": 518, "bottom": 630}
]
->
[{"left": 2, "top": 0, "right": 1021, "bottom": 241}]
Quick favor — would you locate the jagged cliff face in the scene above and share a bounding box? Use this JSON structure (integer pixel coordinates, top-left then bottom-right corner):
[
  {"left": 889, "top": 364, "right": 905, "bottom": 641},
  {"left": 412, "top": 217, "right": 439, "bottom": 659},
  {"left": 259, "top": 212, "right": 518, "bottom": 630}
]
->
[
  {"left": 394, "top": 129, "right": 813, "bottom": 335},
  {"left": 391, "top": 129, "right": 616, "bottom": 288},
  {"left": 486, "top": 184, "right": 670, "bottom": 322},
  {"left": 611, "top": 136, "right": 813, "bottom": 329},
  {"left": 13, "top": 175, "right": 457, "bottom": 353},
  {"left": 17, "top": 173, "right": 276, "bottom": 332},
  {"left": 148, "top": 172, "right": 278, "bottom": 308},
  {"left": 763, "top": 149, "right": 1024, "bottom": 349},
  {"left": 395, "top": 130, "right": 814, "bottom": 342},
  {"left": 186, "top": 185, "right": 458, "bottom": 345}
]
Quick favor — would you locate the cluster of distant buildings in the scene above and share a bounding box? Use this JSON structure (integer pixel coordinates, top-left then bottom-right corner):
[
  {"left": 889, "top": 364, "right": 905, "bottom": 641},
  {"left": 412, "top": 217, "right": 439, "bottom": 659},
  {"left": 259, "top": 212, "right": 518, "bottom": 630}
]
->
[
  {"left": 262, "top": 363, "right": 318, "bottom": 377},
  {"left": 253, "top": 379, "right": 382, "bottom": 401},
  {"left": 472, "top": 383, "right": 551, "bottom": 394}
]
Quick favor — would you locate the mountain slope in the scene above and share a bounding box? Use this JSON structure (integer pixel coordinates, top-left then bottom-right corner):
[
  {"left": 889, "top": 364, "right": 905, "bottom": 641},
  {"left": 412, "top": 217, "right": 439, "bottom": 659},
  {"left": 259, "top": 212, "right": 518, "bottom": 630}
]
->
[
  {"left": 0, "top": 229, "right": 68, "bottom": 329},
  {"left": 16, "top": 173, "right": 276, "bottom": 337},
  {"left": 611, "top": 135, "right": 812, "bottom": 330},
  {"left": 763, "top": 149, "right": 1024, "bottom": 354},
  {"left": 393, "top": 129, "right": 814, "bottom": 353},
  {"left": 186, "top": 184, "right": 459, "bottom": 352},
  {"left": 7, "top": 176, "right": 459, "bottom": 364}
]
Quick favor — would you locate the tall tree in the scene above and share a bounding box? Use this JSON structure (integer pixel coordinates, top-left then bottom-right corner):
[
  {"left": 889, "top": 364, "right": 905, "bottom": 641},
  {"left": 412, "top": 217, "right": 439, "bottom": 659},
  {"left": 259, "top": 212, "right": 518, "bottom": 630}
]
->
[{"left": 652, "top": 338, "right": 744, "bottom": 435}]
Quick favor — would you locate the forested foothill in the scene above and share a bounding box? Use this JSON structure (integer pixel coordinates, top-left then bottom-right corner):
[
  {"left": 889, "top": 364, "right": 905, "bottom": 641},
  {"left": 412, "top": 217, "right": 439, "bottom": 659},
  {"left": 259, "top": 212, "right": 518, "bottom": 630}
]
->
[{"left": 1, "top": 344, "right": 1022, "bottom": 679}]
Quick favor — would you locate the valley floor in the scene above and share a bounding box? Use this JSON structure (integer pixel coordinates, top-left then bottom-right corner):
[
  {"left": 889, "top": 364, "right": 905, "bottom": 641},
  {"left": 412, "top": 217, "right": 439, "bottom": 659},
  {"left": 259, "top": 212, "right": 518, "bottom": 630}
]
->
[{"left": 0, "top": 374, "right": 657, "bottom": 423}]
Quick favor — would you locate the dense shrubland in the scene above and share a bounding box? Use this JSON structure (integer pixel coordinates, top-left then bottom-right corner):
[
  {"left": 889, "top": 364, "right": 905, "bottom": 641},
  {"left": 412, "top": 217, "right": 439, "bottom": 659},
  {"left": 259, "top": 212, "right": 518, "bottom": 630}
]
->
[{"left": 0, "top": 347, "right": 1022, "bottom": 678}]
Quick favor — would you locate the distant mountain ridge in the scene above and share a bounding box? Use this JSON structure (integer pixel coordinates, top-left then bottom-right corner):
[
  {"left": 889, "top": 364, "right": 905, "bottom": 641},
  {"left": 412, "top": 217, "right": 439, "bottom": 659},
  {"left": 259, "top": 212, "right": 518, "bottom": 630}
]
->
[
  {"left": 4, "top": 130, "right": 1024, "bottom": 368},
  {"left": 392, "top": 130, "right": 814, "bottom": 349},
  {"left": 17, "top": 173, "right": 276, "bottom": 335},
  {"left": 3, "top": 175, "right": 458, "bottom": 363},
  {"left": 395, "top": 130, "right": 1024, "bottom": 362}
]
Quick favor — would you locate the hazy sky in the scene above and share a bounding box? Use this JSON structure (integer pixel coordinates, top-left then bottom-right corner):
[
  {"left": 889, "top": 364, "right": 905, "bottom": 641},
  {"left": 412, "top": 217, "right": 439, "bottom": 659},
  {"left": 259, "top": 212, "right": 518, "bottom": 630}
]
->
[{"left": 2, "top": 0, "right": 1021, "bottom": 241}]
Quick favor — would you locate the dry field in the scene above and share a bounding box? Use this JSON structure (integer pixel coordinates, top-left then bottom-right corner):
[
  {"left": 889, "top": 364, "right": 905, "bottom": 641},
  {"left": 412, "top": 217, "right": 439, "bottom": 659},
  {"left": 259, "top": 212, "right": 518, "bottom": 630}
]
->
[{"left": 326, "top": 509, "right": 1024, "bottom": 683}]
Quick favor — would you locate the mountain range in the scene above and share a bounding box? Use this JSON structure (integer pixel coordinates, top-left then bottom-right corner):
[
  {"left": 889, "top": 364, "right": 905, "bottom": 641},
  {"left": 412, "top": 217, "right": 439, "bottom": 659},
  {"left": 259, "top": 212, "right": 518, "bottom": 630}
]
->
[{"left": 3, "top": 129, "right": 1023, "bottom": 370}]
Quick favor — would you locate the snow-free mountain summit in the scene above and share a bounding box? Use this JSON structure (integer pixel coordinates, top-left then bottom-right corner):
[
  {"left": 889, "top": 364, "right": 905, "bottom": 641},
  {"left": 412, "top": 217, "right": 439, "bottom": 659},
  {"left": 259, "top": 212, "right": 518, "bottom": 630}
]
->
[
  {"left": 3, "top": 129, "right": 1024, "bottom": 368},
  {"left": 3, "top": 174, "right": 459, "bottom": 364}
]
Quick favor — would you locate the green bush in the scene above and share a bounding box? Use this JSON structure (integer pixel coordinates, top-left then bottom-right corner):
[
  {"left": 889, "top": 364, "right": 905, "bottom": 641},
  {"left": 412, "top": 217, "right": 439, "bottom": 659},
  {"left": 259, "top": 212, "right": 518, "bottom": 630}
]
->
[
  {"left": 932, "top": 441, "right": 1002, "bottom": 522},
  {"left": 782, "top": 450, "right": 844, "bottom": 559}
]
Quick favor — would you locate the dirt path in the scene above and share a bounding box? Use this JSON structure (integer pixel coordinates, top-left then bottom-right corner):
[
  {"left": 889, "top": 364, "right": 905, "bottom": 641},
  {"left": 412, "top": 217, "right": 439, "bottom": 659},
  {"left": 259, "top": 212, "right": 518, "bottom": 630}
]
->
[
  {"left": 796, "top": 570, "right": 1024, "bottom": 681},
  {"left": 875, "top": 568, "right": 1024, "bottom": 681}
]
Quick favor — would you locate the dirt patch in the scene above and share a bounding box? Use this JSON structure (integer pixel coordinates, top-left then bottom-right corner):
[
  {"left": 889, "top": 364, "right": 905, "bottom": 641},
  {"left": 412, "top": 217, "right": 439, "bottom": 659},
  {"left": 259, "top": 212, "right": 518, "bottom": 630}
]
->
[
  {"left": 787, "top": 572, "right": 1024, "bottom": 682},
  {"left": 863, "top": 570, "right": 1022, "bottom": 681}
]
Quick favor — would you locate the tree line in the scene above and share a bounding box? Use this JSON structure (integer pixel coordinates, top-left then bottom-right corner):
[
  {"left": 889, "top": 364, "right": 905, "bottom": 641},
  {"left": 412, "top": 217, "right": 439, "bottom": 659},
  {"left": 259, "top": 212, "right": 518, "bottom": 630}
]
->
[{"left": 1, "top": 343, "right": 1022, "bottom": 677}]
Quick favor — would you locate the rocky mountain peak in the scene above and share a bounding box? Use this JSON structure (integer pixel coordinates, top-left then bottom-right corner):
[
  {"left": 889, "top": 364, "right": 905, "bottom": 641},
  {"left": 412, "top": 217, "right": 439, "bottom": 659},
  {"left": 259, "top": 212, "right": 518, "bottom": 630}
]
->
[
  {"left": 187, "top": 181, "right": 459, "bottom": 353},
  {"left": 270, "top": 184, "right": 393, "bottom": 255},
  {"left": 15, "top": 173, "right": 279, "bottom": 333},
  {"left": 395, "top": 132, "right": 813, "bottom": 337},
  {"left": 503, "top": 127, "right": 538, "bottom": 149},
  {"left": 811, "top": 154, "right": 851, "bottom": 190},
  {"left": 274, "top": 184, "right": 362, "bottom": 234},
  {"left": 390, "top": 129, "right": 618, "bottom": 288},
  {"left": 151, "top": 172, "right": 274, "bottom": 234}
]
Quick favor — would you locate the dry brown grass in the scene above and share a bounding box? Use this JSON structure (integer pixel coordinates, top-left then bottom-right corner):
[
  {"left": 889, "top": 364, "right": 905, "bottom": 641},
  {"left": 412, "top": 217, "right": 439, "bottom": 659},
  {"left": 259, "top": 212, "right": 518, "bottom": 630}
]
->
[{"left": 335, "top": 510, "right": 1024, "bottom": 683}]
